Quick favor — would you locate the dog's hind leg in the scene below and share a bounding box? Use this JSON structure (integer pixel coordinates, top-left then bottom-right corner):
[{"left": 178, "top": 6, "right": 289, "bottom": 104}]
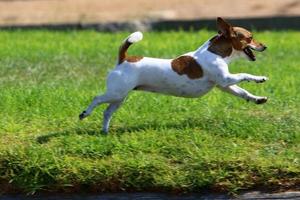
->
[
  {"left": 102, "top": 100, "right": 124, "bottom": 133},
  {"left": 79, "top": 93, "right": 111, "bottom": 120},
  {"left": 79, "top": 67, "right": 137, "bottom": 124},
  {"left": 79, "top": 88, "right": 132, "bottom": 121},
  {"left": 79, "top": 90, "right": 128, "bottom": 119}
]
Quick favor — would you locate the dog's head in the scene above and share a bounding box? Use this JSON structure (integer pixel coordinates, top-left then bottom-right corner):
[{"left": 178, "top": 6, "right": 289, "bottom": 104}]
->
[{"left": 216, "top": 17, "right": 266, "bottom": 61}]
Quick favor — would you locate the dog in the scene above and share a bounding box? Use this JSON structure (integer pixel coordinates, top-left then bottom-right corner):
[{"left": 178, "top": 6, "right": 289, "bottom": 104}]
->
[{"left": 79, "top": 17, "right": 268, "bottom": 133}]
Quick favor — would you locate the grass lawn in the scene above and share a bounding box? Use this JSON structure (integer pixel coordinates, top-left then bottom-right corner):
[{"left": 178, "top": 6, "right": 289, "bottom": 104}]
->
[{"left": 0, "top": 30, "right": 299, "bottom": 194}]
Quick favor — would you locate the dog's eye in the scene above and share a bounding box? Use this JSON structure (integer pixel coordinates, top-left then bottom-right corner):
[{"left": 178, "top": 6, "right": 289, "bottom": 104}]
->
[{"left": 245, "top": 38, "right": 251, "bottom": 43}]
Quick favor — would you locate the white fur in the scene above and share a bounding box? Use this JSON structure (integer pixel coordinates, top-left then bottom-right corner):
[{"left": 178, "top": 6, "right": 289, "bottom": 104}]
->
[
  {"left": 127, "top": 31, "right": 143, "bottom": 43},
  {"left": 80, "top": 32, "right": 268, "bottom": 133}
]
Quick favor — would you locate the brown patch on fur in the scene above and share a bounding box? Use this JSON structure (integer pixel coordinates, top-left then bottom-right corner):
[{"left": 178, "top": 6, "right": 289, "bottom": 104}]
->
[
  {"left": 234, "top": 27, "right": 252, "bottom": 38},
  {"left": 208, "top": 35, "right": 233, "bottom": 57},
  {"left": 214, "top": 18, "right": 257, "bottom": 55},
  {"left": 118, "top": 41, "right": 131, "bottom": 64},
  {"left": 231, "top": 27, "right": 252, "bottom": 50},
  {"left": 118, "top": 41, "right": 143, "bottom": 64},
  {"left": 171, "top": 56, "right": 203, "bottom": 79},
  {"left": 125, "top": 55, "right": 143, "bottom": 63}
]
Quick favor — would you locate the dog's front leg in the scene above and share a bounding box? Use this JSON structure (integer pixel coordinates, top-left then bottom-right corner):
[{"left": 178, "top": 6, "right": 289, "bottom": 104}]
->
[
  {"left": 207, "top": 62, "right": 268, "bottom": 87},
  {"left": 216, "top": 73, "right": 268, "bottom": 87},
  {"left": 217, "top": 85, "right": 268, "bottom": 104}
]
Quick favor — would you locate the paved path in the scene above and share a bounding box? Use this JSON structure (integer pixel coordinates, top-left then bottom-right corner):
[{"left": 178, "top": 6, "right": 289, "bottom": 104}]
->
[{"left": 0, "top": 0, "right": 299, "bottom": 26}]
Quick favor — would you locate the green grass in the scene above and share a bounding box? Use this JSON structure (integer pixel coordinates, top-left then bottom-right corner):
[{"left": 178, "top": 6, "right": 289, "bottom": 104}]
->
[{"left": 0, "top": 30, "right": 299, "bottom": 194}]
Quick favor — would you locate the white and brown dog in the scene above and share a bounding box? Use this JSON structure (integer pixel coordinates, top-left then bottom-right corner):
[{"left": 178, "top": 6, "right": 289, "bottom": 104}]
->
[{"left": 79, "top": 17, "right": 268, "bottom": 133}]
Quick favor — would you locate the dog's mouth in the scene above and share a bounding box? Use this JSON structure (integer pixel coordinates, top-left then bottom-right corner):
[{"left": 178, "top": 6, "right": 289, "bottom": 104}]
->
[{"left": 243, "top": 47, "right": 256, "bottom": 61}]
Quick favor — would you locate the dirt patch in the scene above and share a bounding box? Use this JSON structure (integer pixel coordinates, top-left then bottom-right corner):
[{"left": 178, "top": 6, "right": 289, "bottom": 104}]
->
[{"left": 0, "top": 0, "right": 299, "bottom": 26}]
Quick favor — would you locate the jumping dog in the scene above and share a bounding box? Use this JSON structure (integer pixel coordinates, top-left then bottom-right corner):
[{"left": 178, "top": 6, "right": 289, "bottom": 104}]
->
[{"left": 79, "top": 17, "right": 268, "bottom": 133}]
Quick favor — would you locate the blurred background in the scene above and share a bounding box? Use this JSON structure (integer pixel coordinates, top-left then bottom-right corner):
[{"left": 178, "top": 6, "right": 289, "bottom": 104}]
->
[{"left": 0, "top": 0, "right": 299, "bottom": 29}]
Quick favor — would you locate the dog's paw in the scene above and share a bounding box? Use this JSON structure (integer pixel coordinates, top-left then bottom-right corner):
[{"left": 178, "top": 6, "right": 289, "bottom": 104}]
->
[
  {"left": 79, "top": 111, "right": 88, "bottom": 120},
  {"left": 255, "top": 76, "right": 268, "bottom": 83},
  {"left": 255, "top": 97, "right": 268, "bottom": 104}
]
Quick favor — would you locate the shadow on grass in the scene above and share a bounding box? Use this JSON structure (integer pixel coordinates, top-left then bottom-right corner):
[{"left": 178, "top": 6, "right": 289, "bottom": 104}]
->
[
  {"left": 36, "top": 117, "right": 217, "bottom": 144},
  {"left": 114, "top": 118, "right": 210, "bottom": 134},
  {"left": 36, "top": 128, "right": 101, "bottom": 144}
]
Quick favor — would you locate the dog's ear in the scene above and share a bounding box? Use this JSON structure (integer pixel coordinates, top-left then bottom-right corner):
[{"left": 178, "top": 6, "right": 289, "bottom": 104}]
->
[{"left": 216, "top": 17, "right": 235, "bottom": 38}]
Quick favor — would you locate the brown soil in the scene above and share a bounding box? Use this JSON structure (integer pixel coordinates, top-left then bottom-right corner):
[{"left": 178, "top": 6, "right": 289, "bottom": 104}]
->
[{"left": 0, "top": 0, "right": 299, "bottom": 26}]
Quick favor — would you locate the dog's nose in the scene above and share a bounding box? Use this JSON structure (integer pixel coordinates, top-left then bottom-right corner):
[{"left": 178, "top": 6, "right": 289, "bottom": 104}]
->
[{"left": 262, "top": 45, "right": 267, "bottom": 51}]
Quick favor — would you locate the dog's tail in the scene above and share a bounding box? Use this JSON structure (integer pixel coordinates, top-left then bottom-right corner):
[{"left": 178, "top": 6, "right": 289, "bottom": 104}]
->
[{"left": 118, "top": 31, "right": 143, "bottom": 64}]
